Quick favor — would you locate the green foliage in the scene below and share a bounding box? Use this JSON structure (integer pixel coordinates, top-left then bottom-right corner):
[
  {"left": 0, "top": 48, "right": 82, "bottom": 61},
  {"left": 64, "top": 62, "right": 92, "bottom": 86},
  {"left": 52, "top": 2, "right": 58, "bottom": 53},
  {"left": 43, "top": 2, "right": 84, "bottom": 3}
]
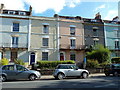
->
[
  {"left": 99, "top": 61, "right": 111, "bottom": 68},
  {"left": 111, "top": 57, "right": 120, "bottom": 63},
  {"left": 0, "top": 58, "right": 9, "bottom": 65},
  {"left": 37, "top": 60, "right": 75, "bottom": 69},
  {"left": 14, "top": 59, "right": 25, "bottom": 65},
  {"left": 86, "top": 44, "right": 111, "bottom": 63},
  {"left": 86, "top": 59, "right": 99, "bottom": 68}
]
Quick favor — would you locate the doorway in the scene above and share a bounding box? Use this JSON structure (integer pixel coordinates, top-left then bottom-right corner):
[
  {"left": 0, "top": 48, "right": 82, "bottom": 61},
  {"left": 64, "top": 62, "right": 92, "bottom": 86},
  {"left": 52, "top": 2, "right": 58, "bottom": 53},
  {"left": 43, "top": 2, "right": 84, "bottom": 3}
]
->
[
  {"left": 30, "top": 52, "right": 35, "bottom": 65},
  {"left": 60, "top": 52, "right": 65, "bottom": 61},
  {"left": 11, "top": 51, "right": 17, "bottom": 62}
]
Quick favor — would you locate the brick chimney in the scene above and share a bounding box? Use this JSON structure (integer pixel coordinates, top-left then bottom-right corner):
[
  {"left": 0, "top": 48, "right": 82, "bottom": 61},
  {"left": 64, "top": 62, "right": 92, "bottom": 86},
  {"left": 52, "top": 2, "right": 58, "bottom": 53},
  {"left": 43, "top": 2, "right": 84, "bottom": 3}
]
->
[
  {"left": 95, "top": 12, "right": 101, "bottom": 19},
  {"left": 0, "top": 4, "right": 4, "bottom": 13},
  {"left": 29, "top": 5, "right": 32, "bottom": 16}
]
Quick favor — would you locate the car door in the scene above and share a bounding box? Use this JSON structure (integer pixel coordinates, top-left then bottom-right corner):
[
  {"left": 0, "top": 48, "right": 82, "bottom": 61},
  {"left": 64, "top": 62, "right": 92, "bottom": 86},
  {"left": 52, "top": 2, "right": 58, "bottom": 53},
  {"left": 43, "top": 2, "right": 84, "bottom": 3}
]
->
[
  {"left": 2, "top": 65, "right": 16, "bottom": 80},
  {"left": 15, "top": 65, "right": 29, "bottom": 80},
  {"left": 66, "top": 65, "right": 80, "bottom": 76}
]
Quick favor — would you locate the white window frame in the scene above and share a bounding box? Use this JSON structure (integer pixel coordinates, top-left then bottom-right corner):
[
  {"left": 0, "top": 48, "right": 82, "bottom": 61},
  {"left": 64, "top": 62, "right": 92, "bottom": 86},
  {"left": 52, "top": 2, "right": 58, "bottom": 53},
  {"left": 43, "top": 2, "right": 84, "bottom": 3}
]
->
[
  {"left": 42, "top": 52, "right": 48, "bottom": 60},
  {"left": 42, "top": 38, "right": 49, "bottom": 47},
  {"left": 70, "top": 52, "right": 76, "bottom": 61},
  {"left": 115, "top": 40, "right": 119, "bottom": 49},
  {"left": 70, "top": 39, "right": 76, "bottom": 49},
  {"left": 12, "top": 37, "right": 18, "bottom": 47},
  {"left": 13, "top": 22, "right": 19, "bottom": 32},
  {"left": 42, "top": 23, "right": 49, "bottom": 34}
]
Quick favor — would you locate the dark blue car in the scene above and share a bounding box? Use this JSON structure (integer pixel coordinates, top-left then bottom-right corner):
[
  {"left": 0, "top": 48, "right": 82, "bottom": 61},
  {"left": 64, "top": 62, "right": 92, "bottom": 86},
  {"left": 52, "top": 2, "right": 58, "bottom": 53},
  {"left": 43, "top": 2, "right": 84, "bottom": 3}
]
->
[{"left": 104, "top": 64, "right": 120, "bottom": 76}]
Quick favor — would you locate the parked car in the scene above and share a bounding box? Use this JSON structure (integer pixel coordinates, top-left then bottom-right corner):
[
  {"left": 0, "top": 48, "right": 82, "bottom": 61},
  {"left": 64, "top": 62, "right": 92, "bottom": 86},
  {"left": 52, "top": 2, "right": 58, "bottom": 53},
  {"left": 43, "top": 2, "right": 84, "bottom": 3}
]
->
[
  {"left": 0, "top": 64, "right": 41, "bottom": 81},
  {"left": 53, "top": 64, "right": 89, "bottom": 80},
  {"left": 104, "top": 64, "right": 120, "bottom": 76}
]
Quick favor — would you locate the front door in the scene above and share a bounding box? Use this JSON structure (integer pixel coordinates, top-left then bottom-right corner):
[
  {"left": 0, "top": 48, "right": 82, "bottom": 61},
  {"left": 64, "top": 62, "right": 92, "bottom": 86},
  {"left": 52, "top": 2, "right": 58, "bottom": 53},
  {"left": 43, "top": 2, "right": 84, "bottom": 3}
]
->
[
  {"left": 30, "top": 52, "right": 35, "bottom": 65},
  {"left": 11, "top": 51, "right": 17, "bottom": 62},
  {"left": 60, "top": 53, "right": 64, "bottom": 61}
]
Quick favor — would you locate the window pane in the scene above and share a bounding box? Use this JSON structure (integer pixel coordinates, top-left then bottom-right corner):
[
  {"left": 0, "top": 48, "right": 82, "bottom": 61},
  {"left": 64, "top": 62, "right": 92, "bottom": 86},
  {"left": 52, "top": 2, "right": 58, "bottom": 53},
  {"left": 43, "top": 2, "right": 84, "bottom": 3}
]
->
[
  {"left": 42, "top": 52, "right": 48, "bottom": 60},
  {"left": 115, "top": 41, "right": 119, "bottom": 48},
  {"left": 70, "top": 52, "right": 76, "bottom": 61},
  {"left": 16, "top": 65, "right": 25, "bottom": 71},
  {"left": 12, "top": 37, "right": 18, "bottom": 45},
  {"left": 70, "top": 39, "right": 75, "bottom": 47},
  {"left": 93, "top": 29, "right": 98, "bottom": 36},
  {"left": 43, "top": 38, "right": 48, "bottom": 46},
  {"left": 8, "top": 65, "right": 14, "bottom": 70},
  {"left": 70, "top": 27, "right": 75, "bottom": 35},
  {"left": 13, "top": 23, "right": 19, "bottom": 32},
  {"left": 43, "top": 25, "right": 49, "bottom": 33}
]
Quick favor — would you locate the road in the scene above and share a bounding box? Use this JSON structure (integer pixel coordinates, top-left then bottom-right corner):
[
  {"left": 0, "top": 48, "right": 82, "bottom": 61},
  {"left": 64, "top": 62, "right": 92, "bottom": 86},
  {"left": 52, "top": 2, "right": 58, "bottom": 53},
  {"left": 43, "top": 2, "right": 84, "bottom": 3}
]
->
[{"left": 1, "top": 74, "right": 120, "bottom": 89}]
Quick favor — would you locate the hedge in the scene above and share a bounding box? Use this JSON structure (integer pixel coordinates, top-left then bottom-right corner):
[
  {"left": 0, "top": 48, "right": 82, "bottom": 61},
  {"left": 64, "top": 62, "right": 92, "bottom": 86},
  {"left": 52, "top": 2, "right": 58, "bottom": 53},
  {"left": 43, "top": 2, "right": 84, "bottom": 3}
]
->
[
  {"left": 86, "top": 59, "right": 99, "bottom": 68},
  {"left": 111, "top": 57, "right": 120, "bottom": 63},
  {"left": 0, "top": 58, "right": 9, "bottom": 66},
  {"left": 37, "top": 60, "right": 75, "bottom": 69}
]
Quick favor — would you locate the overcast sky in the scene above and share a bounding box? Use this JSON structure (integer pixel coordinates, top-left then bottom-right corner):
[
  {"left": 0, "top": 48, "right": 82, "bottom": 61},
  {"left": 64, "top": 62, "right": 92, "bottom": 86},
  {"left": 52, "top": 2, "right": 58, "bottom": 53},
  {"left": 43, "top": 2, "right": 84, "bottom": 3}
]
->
[{"left": 0, "top": 0, "right": 119, "bottom": 20}]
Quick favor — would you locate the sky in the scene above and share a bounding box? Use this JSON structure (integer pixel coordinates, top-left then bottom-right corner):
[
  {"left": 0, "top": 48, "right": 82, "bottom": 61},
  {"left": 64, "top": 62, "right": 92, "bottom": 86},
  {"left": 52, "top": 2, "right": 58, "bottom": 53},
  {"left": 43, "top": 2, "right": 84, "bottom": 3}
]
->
[{"left": 0, "top": 0, "right": 119, "bottom": 20}]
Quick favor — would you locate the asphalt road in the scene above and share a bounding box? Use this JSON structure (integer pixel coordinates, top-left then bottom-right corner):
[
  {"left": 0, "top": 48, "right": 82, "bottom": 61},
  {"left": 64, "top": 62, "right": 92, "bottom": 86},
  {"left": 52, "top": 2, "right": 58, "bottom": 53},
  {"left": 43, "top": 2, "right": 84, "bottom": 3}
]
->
[{"left": 1, "top": 74, "right": 120, "bottom": 89}]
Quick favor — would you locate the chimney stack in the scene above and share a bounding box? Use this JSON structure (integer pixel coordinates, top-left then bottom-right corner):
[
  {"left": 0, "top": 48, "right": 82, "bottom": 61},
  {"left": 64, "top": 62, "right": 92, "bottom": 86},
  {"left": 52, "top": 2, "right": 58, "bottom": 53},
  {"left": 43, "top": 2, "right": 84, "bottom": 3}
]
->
[
  {"left": 95, "top": 12, "right": 101, "bottom": 19},
  {"left": 29, "top": 5, "right": 32, "bottom": 16},
  {"left": 0, "top": 4, "right": 4, "bottom": 14}
]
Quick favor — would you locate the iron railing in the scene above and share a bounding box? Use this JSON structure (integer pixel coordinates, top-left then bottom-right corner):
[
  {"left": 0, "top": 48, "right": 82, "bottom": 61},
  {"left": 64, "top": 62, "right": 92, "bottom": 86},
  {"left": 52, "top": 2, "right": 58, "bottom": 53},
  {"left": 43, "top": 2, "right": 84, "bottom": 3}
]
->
[{"left": 0, "top": 43, "right": 28, "bottom": 48}]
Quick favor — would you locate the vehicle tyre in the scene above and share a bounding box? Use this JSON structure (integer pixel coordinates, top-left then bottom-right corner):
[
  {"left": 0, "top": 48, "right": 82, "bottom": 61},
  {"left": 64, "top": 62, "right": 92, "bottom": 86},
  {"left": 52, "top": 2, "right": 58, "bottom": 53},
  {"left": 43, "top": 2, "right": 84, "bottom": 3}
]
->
[
  {"left": 57, "top": 73, "right": 65, "bottom": 80},
  {"left": 82, "top": 72, "right": 88, "bottom": 79},
  {"left": 1, "top": 75, "right": 7, "bottom": 82},
  {"left": 105, "top": 73, "right": 110, "bottom": 76},
  {"left": 29, "top": 74, "right": 36, "bottom": 81},
  {"left": 113, "top": 72, "right": 118, "bottom": 77}
]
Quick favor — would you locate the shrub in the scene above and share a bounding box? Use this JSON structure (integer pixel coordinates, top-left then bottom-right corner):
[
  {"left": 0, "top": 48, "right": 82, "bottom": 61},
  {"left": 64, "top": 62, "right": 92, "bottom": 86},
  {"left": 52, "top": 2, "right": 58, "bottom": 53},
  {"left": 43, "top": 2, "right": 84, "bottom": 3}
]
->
[
  {"left": 37, "top": 60, "right": 75, "bottom": 69},
  {"left": 99, "top": 61, "right": 110, "bottom": 68},
  {"left": 111, "top": 57, "right": 120, "bottom": 63},
  {"left": 14, "top": 59, "right": 25, "bottom": 65},
  {"left": 86, "top": 59, "right": 99, "bottom": 68},
  {"left": 0, "top": 58, "right": 9, "bottom": 65},
  {"left": 86, "top": 44, "right": 111, "bottom": 63}
]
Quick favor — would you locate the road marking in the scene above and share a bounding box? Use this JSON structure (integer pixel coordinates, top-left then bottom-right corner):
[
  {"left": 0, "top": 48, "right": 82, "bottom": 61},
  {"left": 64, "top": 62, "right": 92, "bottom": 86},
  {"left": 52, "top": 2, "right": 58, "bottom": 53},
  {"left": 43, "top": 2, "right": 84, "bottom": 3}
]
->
[{"left": 94, "top": 83, "right": 117, "bottom": 88}]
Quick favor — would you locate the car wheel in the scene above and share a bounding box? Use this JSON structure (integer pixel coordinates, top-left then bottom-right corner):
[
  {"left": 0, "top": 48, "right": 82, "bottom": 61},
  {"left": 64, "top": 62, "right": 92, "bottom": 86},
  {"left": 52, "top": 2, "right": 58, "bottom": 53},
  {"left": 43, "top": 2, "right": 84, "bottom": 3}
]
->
[
  {"left": 82, "top": 72, "right": 88, "bottom": 79},
  {"left": 1, "top": 75, "right": 7, "bottom": 82},
  {"left": 57, "top": 73, "right": 65, "bottom": 80},
  {"left": 113, "top": 72, "right": 118, "bottom": 77},
  {"left": 105, "top": 73, "right": 110, "bottom": 76},
  {"left": 29, "top": 74, "right": 36, "bottom": 81}
]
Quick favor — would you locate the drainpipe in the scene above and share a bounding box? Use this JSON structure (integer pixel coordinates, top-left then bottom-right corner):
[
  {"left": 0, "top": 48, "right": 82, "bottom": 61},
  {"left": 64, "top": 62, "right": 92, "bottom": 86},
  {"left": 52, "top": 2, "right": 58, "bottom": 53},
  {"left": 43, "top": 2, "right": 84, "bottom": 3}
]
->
[
  {"left": 28, "top": 17, "right": 31, "bottom": 65},
  {"left": 56, "top": 15, "right": 60, "bottom": 61}
]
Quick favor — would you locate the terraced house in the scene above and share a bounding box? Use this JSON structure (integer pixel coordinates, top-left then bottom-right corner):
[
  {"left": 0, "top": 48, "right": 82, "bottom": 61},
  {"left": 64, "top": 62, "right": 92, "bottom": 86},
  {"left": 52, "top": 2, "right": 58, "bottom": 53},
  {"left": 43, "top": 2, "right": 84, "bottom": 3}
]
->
[
  {"left": 30, "top": 16, "right": 59, "bottom": 64},
  {"left": 83, "top": 13, "right": 105, "bottom": 49},
  {"left": 104, "top": 16, "right": 120, "bottom": 58},
  {"left": 1, "top": 4, "right": 119, "bottom": 65},
  {"left": 54, "top": 14, "right": 85, "bottom": 64},
  {"left": 0, "top": 4, "right": 31, "bottom": 62}
]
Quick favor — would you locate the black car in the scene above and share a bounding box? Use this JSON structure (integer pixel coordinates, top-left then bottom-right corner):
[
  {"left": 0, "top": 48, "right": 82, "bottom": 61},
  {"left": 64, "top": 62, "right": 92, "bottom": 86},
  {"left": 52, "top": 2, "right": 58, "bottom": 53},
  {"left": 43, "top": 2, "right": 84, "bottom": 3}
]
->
[{"left": 104, "top": 64, "right": 120, "bottom": 76}]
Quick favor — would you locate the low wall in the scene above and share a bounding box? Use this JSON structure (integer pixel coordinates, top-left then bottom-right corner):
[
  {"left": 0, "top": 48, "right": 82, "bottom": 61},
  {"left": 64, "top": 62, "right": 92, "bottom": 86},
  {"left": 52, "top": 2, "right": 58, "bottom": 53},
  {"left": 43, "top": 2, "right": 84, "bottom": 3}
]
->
[{"left": 36, "top": 68, "right": 104, "bottom": 75}]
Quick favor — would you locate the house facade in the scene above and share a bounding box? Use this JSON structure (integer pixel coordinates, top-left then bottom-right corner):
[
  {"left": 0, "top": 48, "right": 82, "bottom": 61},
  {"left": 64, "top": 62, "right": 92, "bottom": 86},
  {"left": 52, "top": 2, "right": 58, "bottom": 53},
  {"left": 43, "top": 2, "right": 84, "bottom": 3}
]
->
[
  {"left": 104, "top": 17, "right": 120, "bottom": 58},
  {"left": 54, "top": 14, "right": 85, "bottom": 64},
  {"left": 83, "top": 13, "right": 105, "bottom": 50},
  {"left": 0, "top": 4, "right": 31, "bottom": 63},
  {"left": 29, "top": 16, "right": 59, "bottom": 64}
]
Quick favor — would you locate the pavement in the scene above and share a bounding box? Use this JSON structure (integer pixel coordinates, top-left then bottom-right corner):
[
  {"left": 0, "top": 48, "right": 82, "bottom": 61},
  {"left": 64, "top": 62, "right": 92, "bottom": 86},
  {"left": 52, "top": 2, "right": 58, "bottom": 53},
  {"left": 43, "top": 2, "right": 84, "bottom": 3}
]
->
[{"left": 41, "top": 73, "right": 105, "bottom": 79}]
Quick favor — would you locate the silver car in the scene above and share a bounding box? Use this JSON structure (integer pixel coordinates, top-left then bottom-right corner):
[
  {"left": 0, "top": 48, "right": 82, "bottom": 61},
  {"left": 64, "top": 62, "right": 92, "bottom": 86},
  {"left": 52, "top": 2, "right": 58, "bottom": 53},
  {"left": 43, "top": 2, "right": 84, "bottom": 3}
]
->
[
  {"left": 53, "top": 64, "right": 89, "bottom": 80},
  {"left": 0, "top": 64, "right": 41, "bottom": 81}
]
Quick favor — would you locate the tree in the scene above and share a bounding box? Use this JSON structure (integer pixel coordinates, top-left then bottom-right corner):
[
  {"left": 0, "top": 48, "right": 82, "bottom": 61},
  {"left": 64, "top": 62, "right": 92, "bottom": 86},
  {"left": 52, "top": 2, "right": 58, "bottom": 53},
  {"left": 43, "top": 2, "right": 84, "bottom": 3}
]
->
[{"left": 86, "top": 44, "right": 111, "bottom": 63}]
